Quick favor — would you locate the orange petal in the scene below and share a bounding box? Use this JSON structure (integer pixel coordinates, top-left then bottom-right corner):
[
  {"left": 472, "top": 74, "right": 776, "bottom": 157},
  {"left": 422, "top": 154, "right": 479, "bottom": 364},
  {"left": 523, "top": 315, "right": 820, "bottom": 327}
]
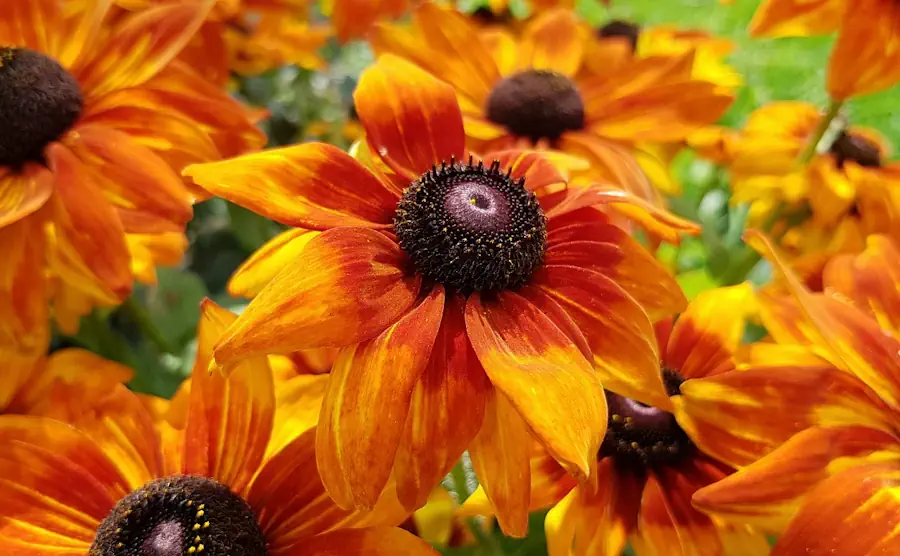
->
[
  {"left": 78, "top": 1, "right": 213, "bottom": 97},
  {"left": 0, "top": 164, "right": 54, "bottom": 229},
  {"left": 355, "top": 54, "right": 466, "bottom": 180},
  {"left": 545, "top": 208, "right": 686, "bottom": 321},
  {"left": 676, "top": 363, "right": 896, "bottom": 468},
  {"left": 47, "top": 141, "right": 132, "bottom": 301},
  {"left": 533, "top": 265, "right": 670, "bottom": 410},
  {"left": 0, "top": 0, "right": 65, "bottom": 61},
  {"left": 393, "top": 294, "right": 489, "bottom": 510},
  {"left": 488, "top": 150, "right": 567, "bottom": 191},
  {"left": 184, "top": 143, "right": 397, "bottom": 230},
  {"left": 547, "top": 462, "right": 643, "bottom": 556},
  {"left": 665, "top": 283, "right": 754, "bottom": 379},
  {"left": 65, "top": 125, "right": 192, "bottom": 234},
  {"left": 826, "top": 0, "right": 900, "bottom": 99},
  {"left": 692, "top": 425, "right": 900, "bottom": 533},
  {"left": 465, "top": 290, "right": 607, "bottom": 481},
  {"left": 268, "top": 373, "right": 330, "bottom": 457},
  {"left": 773, "top": 462, "right": 900, "bottom": 555},
  {"left": 317, "top": 287, "right": 445, "bottom": 509},
  {"left": 212, "top": 228, "right": 421, "bottom": 369},
  {"left": 329, "top": 0, "right": 407, "bottom": 43},
  {"left": 748, "top": 0, "right": 842, "bottom": 37},
  {"left": 228, "top": 228, "right": 320, "bottom": 299},
  {"left": 0, "top": 415, "right": 130, "bottom": 552},
  {"left": 300, "top": 526, "right": 438, "bottom": 556},
  {"left": 519, "top": 9, "right": 584, "bottom": 77},
  {"left": 183, "top": 299, "right": 275, "bottom": 494},
  {"left": 468, "top": 389, "right": 533, "bottom": 537},
  {"left": 0, "top": 215, "right": 50, "bottom": 355},
  {"left": 558, "top": 133, "right": 658, "bottom": 205},
  {"left": 748, "top": 229, "right": 900, "bottom": 411}
]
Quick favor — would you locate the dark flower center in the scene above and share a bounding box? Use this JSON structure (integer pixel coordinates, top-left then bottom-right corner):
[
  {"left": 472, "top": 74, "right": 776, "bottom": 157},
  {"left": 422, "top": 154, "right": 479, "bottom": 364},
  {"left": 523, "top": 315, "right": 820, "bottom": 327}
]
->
[
  {"left": 394, "top": 157, "right": 547, "bottom": 295},
  {"left": 90, "top": 475, "right": 267, "bottom": 556},
  {"left": 829, "top": 131, "right": 882, "bottom": 168},
  {"left": 0, "top": 47, "right": 83, "bottom": 167},
  {"left": 600, "top": 369, "right": 692, "bottom": 467},
  {"left": 485, "top": 69, "right": 585, "bottom": 143},
  {"left": 597, "top": 20, "right": 641, "bottom": 53}
]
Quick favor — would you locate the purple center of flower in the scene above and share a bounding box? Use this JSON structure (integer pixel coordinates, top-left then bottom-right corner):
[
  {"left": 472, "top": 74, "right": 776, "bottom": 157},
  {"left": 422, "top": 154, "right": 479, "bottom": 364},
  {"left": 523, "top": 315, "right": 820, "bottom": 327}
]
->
[
  {"left": 486, "top": 69, "right": 585, "bottom": 144},
  {"left": 0, "top": 47, "right": 83, "bottom": 167},
  {"left": 90, "top": 475, "right": 267, "bottom": 556},
  {"left": 394, "top": 157, "right": 547, "bottom": 294},
  {"left": 600, "top": 369, "right": 692, "bottom": 467},
  {"left": 597, "top": 19, "right": 641, "bottom": 53},
  {"left": 829, "top": 131, "right": 882, "bottom": 168}
]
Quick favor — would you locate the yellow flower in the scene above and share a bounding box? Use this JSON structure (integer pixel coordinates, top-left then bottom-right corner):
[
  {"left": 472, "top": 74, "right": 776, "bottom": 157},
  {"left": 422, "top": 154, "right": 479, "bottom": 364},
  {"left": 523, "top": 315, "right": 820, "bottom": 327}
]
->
[
  {"left": 0, "top": 0, "right": 265, "bottom": 356},
  {"left": 0, "top": 299, "right": 436, "bottom": 555}
]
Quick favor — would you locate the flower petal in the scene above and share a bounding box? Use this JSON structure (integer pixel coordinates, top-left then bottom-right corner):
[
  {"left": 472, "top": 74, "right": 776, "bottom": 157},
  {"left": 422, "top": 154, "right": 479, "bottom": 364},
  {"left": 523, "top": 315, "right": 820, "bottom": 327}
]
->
[
  {"left": 317, "top": 287, "right": 445, "bottom": 509},
  {"left": 355, "top": 54, "right": 466, "bottom": 180},
  {"left": 748, "top": 0, "right": 842, "bottom": 37},
  {"left": 468, "top": 389, "right": 533, "bottom": 537},
  {"left": 0, "top": 215, "right": 50, "bottom": 355},
  {"left": 519, "top": 9, "right": 584, "bottom": 77},
  {"left": 0, "top": 415, "right": 130, "bottom": 552},
  {"left": 465, "top": 290, "right": 607, "bottom": 481},
  {"left": 268, "top": 373, "right": 330, "bottom": 457},
  {"left": 329, "top": 0, "right": 407, "bottom": 43},
  {"left": 184, "top": 299, "right": 275, "bottom": 494},
  {"left": 692, "top": 425, "right": 900, "bottom": 533},
  {"left": 228, "top": 228, "right": 320, "bottom": 299},
  {"left": 488, "top": 150, "right": 567, "bottom": 191},
  {"left": 213, "top": 228, "right": 421, "bottom": 369},
  {"left": 773, "top": 463, "right": 900, "bottom": 555},
  {"left": 546, "top": 208, "right": 686, "bottom": 321},
  {"left": 558, "top": 132, "right": 659, "bottom": 205},
  {"left": 78, "top": 0, "right": 213, "bottom": 97},
  {"left": 393, "top": 294, "right": 489, "bottom": 510},
  {"left": 47, "top": 141, "right": 132, "bottom": 300},
  {"left": 0, "top": 164, "right": 54, "bottom": 229},
  {"left": 533, "top": 265, "right": 670, "bottom": 410},
  {"left": 826, "top": 0, "right": 900, "bottom": 99},
  {"left": 300, "top": 527, "right": 438, "bottom": 556},
  {"left": 184, "top": 143, "right": 397, "bottom": 230}
]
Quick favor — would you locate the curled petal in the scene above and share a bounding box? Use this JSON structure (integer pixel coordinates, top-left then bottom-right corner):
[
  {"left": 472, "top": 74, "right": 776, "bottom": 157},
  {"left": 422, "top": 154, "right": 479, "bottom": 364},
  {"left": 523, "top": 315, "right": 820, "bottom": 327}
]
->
[
  {"left": 355, "top": 54, "right": 466, "bottom": 180},
  {"left": 213, "top": 228, "right": 421, "bottom": 369},
  {"left": 0, "top": 164, "right": 53, "bottom": 229}
]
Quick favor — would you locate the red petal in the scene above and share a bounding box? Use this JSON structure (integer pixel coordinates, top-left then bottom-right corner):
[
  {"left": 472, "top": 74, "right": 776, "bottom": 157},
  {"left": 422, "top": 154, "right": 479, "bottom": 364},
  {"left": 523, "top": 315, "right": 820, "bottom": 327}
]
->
[
  {"left": 299, "top": 526, "right": 438, "bottom": 556},
  {"left": 355, "top": 54, "right": 466, "bottom": 180},
  {"left": 316, "top": 287, "right": 445, "bottom": 509},
  {"left": 487, "top": 150, "right": 567, "bottom": 191}
]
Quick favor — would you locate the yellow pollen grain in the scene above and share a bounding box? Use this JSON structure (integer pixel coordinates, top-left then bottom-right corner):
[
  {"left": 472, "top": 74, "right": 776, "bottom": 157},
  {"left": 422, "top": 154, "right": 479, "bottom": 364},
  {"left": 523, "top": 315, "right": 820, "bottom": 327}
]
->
[
  {"left": 186, "top": 500, "right": 193, "bottom": 507},
  {"left": 193, "top": 524, "right": 201, "bottom": 531},
  {"left": 469, "top": 197, "right": 477, "bottom": 205},
  {"left": 195, "top": 536, "right": 202, "bottom": 543},
  {"left": 196, "top": 510, "right": 205, "bottom": 518},
  {"left": 630, "top": 442, "right": 640, "bottom": 449},
  {"left": 198, "top": 504, "right": 205, "bottom": 510},
  {"left": 189, "top": 548, "right": 196, "bottom": 554},
  {"left": 203, "top": 522, "right": 210, "bottom": 529},
  {"left": 116, "top": 543, "right": 123, "bottom": 549},
  {"left": 197, "top": 545, "right": 205, "bottom": 552},
  {"left": 611, "top": 414, "right": 622, "bottom": 423}
]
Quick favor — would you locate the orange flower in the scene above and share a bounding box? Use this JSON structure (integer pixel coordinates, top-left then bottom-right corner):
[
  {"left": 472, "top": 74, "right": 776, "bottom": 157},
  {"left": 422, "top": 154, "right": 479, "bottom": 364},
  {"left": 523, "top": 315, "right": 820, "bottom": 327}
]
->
[
  {"left": 324, "top": 0, "right": 415, "bottom": 43},
  {"left": 113, "top": 0, "right": 330, "bottom": 86},
  {"left": 747, "top": 0, "right": 900, "bottom": 99},
  {"left": 185, "top": 54, "right": 694, "bottom": 534},
  {"left": 693, "top": 232, "right": 900, "bottom": 553},
  {"left": 0, "top": 299, "right": 435, "bottom": 555},
  {"left": 0, "top": 0, "right": 264, "bottom": 355},
  {"left": 370, "top": 5, "right": 733, "bottom": 202}
]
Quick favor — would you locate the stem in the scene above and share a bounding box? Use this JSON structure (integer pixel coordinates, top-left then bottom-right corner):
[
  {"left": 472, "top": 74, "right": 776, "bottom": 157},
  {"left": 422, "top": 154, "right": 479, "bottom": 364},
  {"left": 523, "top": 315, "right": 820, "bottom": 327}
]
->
[
  {"left": 123, "top": 296, "right": 176, "bottom": 354},
  {"left": 797, "top": 99, "right": 844, "bottom": 165}
]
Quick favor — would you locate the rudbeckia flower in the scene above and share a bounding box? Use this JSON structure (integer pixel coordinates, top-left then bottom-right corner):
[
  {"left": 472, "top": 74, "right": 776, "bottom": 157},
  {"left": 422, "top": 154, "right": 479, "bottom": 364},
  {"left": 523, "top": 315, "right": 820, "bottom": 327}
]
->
[
  {"left": 0, "top": 0, "right": 265, "bottom": 354},
  {"left": 324, "top": 0, "right": 416, "bottom": 43},
  {"left": 0, "top": 299, "right": 436, "bottom": 555},
  {"left": 698, "top": 101, "right": 900, "bottom": 287},
  {"left": 185, "top": 54, "right": 693, "bottom": 533},
  {"left": 112, "top": 0, "right": 330, "bottom": 86},
  {"left": 694, "top": 231, "right": 900, "bottom": 555},
  {"left": 747, "top": 0, "right": 900, "bottom": 99},
  {"left": 369, "top": 5, "right": 733, "bottom": 202}
]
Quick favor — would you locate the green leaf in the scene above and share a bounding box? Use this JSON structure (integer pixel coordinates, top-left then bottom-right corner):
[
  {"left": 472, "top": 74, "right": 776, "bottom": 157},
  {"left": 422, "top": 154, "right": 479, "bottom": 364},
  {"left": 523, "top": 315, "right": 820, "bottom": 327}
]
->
[
  {"left": 677, "top": 267, "right": 719, "bottom": 300},
  {"left": 144, "top": 267, "right": 209, "bottom": 352}
]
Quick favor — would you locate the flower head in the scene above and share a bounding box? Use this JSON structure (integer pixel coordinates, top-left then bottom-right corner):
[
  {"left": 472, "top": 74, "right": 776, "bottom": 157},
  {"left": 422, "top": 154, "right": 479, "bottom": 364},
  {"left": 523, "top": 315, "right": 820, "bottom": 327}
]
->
[
  {"left": 0, "top": 0, "right": 264, "bottom": 355},
  {"left": 185, "top": 54, "right": 693, "bottom": 534}
]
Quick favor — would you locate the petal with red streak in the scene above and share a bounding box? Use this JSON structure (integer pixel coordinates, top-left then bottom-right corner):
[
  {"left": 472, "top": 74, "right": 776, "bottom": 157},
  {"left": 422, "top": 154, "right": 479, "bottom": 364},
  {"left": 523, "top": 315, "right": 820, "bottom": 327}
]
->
[
  {"left": 487, "top": 150, "right": 567, "bottom": 191},
  {"left": 212, "top": 228, "right": 421, "bottom": 369},
  {"left": 228, "top": 228, "right": 320, "bottom": 298},
  {"left": 0, "top": 164, "right": 53, "bottom": 229},
  {"left": 300, "top": 527, "right": 438, "bottom": 556}
]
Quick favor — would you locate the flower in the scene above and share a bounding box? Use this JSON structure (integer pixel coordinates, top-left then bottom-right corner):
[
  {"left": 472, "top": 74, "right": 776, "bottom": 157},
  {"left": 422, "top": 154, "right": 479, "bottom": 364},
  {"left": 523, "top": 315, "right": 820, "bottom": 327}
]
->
[
  {"left": 746, "top": 0, "right": 900, "bottom": 99},
  {"left": 369, "top": 5, "right": 733, "bottom": 203},
  {"left": 325, "top": 0, "right": 415, "bottom": 43},
  {"left": 0, "top": 0, "right": 265, "bottom": 356},
  {"left": 0, "top": 298, "right": 436, "bottom": 555},
  {"left": 460, "top": 284, "right": 813, "bottom": 554},
  {"left": 692, "top": 231, "right": 900, "bottom": 554},
  {"left": 698, "top": 101, "right": 900, "bottom": 288},
  {"left": 185, "top": 54, "right": 694, "bottom": 534},
  {"left": 112, "top": 0, "right": 330, "bottom": 86}
]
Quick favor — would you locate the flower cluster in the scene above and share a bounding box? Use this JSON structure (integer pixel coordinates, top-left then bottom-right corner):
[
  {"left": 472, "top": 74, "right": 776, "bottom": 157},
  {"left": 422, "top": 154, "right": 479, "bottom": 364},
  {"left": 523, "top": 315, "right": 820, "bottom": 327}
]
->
[{"left": 0, "top": 1, "right": 899, "bottom": 555}]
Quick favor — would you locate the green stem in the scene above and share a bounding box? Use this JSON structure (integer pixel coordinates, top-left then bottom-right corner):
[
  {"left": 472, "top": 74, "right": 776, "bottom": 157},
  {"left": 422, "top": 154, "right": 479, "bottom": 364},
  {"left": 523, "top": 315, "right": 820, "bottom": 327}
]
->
[
  {"left": 797, "top": 99, "right": 844, "bottom": 165},
  {"left": 123, "top": 296, "right": 176, "bottom": 354}
]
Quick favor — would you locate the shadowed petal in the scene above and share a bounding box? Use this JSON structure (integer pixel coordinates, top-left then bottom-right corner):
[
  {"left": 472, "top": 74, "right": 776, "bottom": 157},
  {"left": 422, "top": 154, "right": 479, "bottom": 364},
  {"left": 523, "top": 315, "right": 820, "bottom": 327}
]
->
[
  {"left": 184, "top": 143, "right": 397, "bottom": 230},
  {"left": 355, "top": 54, "right": 466, "bottom": 180},
  {"left": 213, "top": 228, "right": 421, "bottom": 370},
  {"left": 317, "top": 287, "right": 445, "bottom": 509},
  {"left": 466, "top": 291, "right": 607, "bottom": 482}
]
